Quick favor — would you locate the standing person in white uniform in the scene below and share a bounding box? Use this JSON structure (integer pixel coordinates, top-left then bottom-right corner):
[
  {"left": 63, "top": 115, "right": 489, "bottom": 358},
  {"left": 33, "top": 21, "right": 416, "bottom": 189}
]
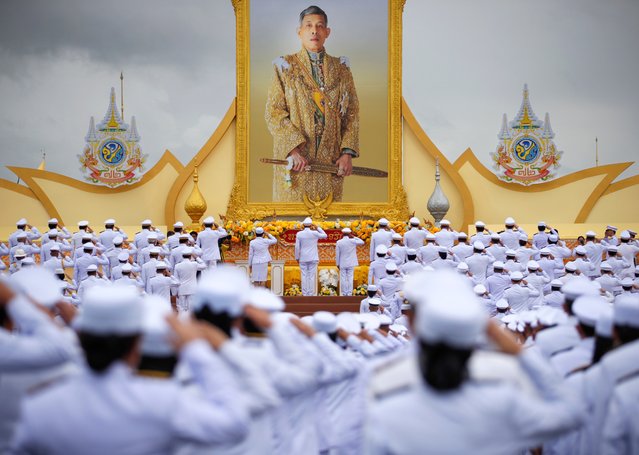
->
[
  {"left": 470, "top": 220, "right": 492, "bottom": 247},
  {"left": 197, "top": 216, "right": 229, "bottom": 268},
  {"left": 365, "top": 270, "right": 585, "bottom": 454},
  {"left": 12, "top": 284, "right": 250, "bottom": 454},
  {"left": 174, "top": 248, "right": 206, "bottom": 313},
  {"left": 499, "top": 217, "right": 526, "bottom": 251},
  {"left": 295, "top": 218, "right": 327, "bottom": 296},
  {"left": 248, "top": 227, "right": 277, "bottom": 287},
  {"left": 335, "top": 227, "right": 364, "bottom": 296},
  {"left": 369, "top": 218, "right": 394, "bottom": 262},
  {"left": 403, "top": 217, "right": 429, "bottom": 250},
  {"left": 434, "top": 219, "right": 457, "bottom": 248}
]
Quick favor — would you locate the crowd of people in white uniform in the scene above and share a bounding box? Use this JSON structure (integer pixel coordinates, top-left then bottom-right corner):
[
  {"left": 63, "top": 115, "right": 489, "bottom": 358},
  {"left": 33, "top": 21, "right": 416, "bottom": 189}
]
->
[{"left": 1, "top": 214, "right": 639, "bottom": 454}]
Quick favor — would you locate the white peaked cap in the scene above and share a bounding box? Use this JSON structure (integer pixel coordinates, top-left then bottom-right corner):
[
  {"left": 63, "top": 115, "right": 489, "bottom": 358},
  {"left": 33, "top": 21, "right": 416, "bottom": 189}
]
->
[
  {"left": 493, "top": 261, "right": 505, "bottom": 269},
  {"left": 440, "top": 219, "right": 450, "bottom": 226},
  {"left": 50, "top": 244, "right": 60, "bottom": 251},
  {"left": 193, "top": 266, "right": 250, "bottom": 317},
  {"left": 540, "top": 248, "right": 551, "bottom": 255},
  {"left": 621, "top": 277, "right": 634, "bottom": 287},
  {"left": 438, "top": 246, "right": 448, "bottom": 253},
  {"left": 141, "top": 219, "right": 152, "bottom": 225},
  {"left": 16, "top": 232, "right": 27, "bottom": 239},
  {"left": 426, "top": 232, "right": 436, "bottom": 240},
  {"left": 113, "top": 236, "right": 124, "bottom": 244},
  {"left": 313, "top": 311, "right": 338, "bottom": 333},
  {"left": 375, "top": 245, "right": 388, "bottom": 255},
  {"left": 47, "top": 229, "right": 58, "bottom": 237},
  {"left": 140, "top": 295, "right": 175, "bottom": 356},
  {"left": 156, "top": 261, "right": 168, "bottom": 269},
  {"left": 548, "top": 234, "right": 559, "bottom": 242},
  {"left": 562, "top": 277, "right": 598, "bottom": 299},
  {"left": 368, "top": 297, "right": 381, "bottom": 306},
  {"left": 14, "top": 248, "right": 26, "bottom": 257},
  {"left": 203, "top": 216, "right": 215, "bottom": 224},
  {"left": 406, "top": 248, "right": 417, "bottom": 255},
  {"left": 595, "top": 306, "right": 614, "bottom": 338},
  {"left": 11, "top": 267, "right": 63, "bottom": 308},
  {"left": 473, "top": 241, "right": 484, "bottom": 250},
  {"left": 379, "top": 314, "right": 393, "bottom": 326},
  {"left": 302, "top": 217, "right": 313, "bottom": 225},
  {"left": 255, "top": 227, "right": 265, "bottom": 234},
  {"left": 505, "top": 249, "right": 516, "bottom": 256},
  {"left": 173, "top": 221, "right": 184, "bottom": 228},
  {"left": 181, "top": 247, "right": 194, "bottom": 256},
  {"left": 538, "top": 221, "right": 546, "bottom": 226},
  {"left": 74, "top": 285, "right": 143, "bottom": 335},
  {"left": 575, "top": 246, "right": 587, "bottom": 255},
  {"left": 504, "top": 217, "right": 516, "bottom": 225},
  {"left": 457, "top": 262, "right": 469, "bottom": 272},
  {"left": 300, "top": 315, "right": 314, "bottom": 326},
  {"left": 565, "top": 262, "right": 577, "bottom": 272},
  {"left": 586, "top": 231, "right": 596, "bottom": 237},
  {"left": 81, "top": 233, "right": 93, "bottom": 240},
  {"left": 473, "top": 284, "right": 487, "bottom": 295},
  {"left": 342, "top": 228, "right": 351, "bottom": 234},
  {"left": 147, "top": 232, "right": 159, "bottom": 240},
  {"left": 78, "top": 220, "right": 89, "bottom": 227},
  {"left": 490, "top": 232, "right": 501, "bottom": 240},
  {"left": 550, "top": 279, "right": 563, "bottom": 288},
  {"left": 336, "top": 312, "right": 360, "bottom": 333},
  {"left": 149, "top": 247, "right": 161, "bottom": 255},
  {"left": 121, "top": 263, "right": 132, "bottom": 272},
  {"left": 392, "top": 232, "right": 402, "bottom": 240},
  {"left": 607, "top": 245, "right": 618, "bottom": 252},
  {"left": 367, "top": 284, "right": 377, "bottom": 291},
  {"left": 475, "top": 221, "right": 485, "bottom": 227},
  {"left": 401, "top": 302, "right": 411, "bottom": 310},
  {"left": 247, "top": 287, "right": 285, "bottom": 313},
  {"left": 600, "top": 261, "right": 612, "bottom": 271},
  {"left": 117, "top": 252, "right": 129, "bottom": 262},
  {"left": 614, "top": 295, "right": 639, "bottom": 328},
  {"left": 606, "top": 225, "right": 618, "bottom": 231},
  {"left": 496, "top": 299, "right": 509, "bottom": 309},
  {"left": 573, "top": 296, "right": 608, "bottom": 327},
  {"left": 409, "top": 217, "right": 420, "bottom": 225},
  {"left": 21, "top": 257, "right": 35, "bottom": 265},
  {"left": 510, "top": 271, "right": 524, "bottom": 281},
  {"left": 16, "top": 218, "right": 27, "bottom": 225},
  {"left": 48, "top": 218, "right": 58, "bottom": 224},
  {"left": 87, "top": 264, "right": 98, "bottom": 272},
  {"left": 415, "top": 270, "right": 486, "bottom": 348},
  {"left": 385, "top": 261, "right": 398, "bottom": 272},
  {"left": 389, "top": 324, "right": 407, "bottom": 334},
  {"left": 378, "top": 218, "right": 389, "bottom": 226},
  {"left": 620, "top": 230, "right": 631, "bottom": 240},
  {"left": 457, "top": 232, "right": 468, "bottom": 239},
  {"left": 519, "top": 234, "right": 528, "bottom": 241},
  {"left": 83, "top": 244, "right": 94, "bottom": 251},
  {"left": 54, "top": 268, "right": 64, "bottom": 274},
  {"left": 527, "top": 260, "right": 540, "bottom": 270},
  {"left": 179, "top": 233, "right": 190, "bottom": 239},
  {"left": 104, "top": 218, "right": 116, "bottom": 224}
]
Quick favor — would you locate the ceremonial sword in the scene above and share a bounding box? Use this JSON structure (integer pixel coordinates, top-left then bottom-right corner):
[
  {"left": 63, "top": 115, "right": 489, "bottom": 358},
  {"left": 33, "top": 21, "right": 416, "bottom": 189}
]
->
[{"left": 260, "top": 158, "right": 388, "bottom": 178}]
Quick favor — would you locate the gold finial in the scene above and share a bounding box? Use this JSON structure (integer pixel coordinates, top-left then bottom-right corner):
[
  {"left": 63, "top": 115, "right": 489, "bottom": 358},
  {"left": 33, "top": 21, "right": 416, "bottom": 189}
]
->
[{"left": 185, "top": 163, "right": 208, "bottom": 231}]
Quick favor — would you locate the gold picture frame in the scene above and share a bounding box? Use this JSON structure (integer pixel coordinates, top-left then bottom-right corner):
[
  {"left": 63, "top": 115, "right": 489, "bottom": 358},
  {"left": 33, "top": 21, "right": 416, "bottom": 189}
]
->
[{"left": 227, "top": 0, "right": 409, "bottom": 220}]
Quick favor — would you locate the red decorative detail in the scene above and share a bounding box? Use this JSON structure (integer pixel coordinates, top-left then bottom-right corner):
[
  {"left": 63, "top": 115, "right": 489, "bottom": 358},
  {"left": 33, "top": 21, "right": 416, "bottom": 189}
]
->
[{"left": 280, "top": 229, "right": 344, "bottom": 245}]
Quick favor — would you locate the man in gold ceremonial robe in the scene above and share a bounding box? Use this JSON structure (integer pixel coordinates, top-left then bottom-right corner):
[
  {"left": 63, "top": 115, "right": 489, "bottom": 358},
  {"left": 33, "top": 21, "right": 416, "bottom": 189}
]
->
[{"left": 265, "top": 5, "right": 360, "bottom": 202}]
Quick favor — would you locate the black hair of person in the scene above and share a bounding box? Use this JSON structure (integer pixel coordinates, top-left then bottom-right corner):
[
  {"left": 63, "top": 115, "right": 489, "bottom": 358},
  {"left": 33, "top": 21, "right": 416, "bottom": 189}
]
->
[
  {"left": 0, "top": 306, "right": 8, "bottom": 328},
  {"left": 578, "top": 323, "right": 596, "bottom": 338},
  {"left": 418, "top": 340, "right": 472, "bottom": 391},
  {"left": 299, "top": 5, "right": 327, "bottom": 25},
  {"left": 78, "top": 332, "right": 139, "bottom": 373},
  {"left": 615, "top": 325, "right": 639, "bottom": 345},
  {"left": 476, "top": 226, "right": 485, "bottom": 232},
  {"left": 438, "top": 251, "right": 447, "bottom": 259},
  {"left": 407, "top": 254, "right": 417, "bottom": 261},
  {"left": 328, "top": 332, "right": 338, "bottom": 343},
  {"left": 193, "top": 306, "right": 234, "bottom": 337},
  {"left": 138, "top": 355, "right": 178, "bottom": 375},
  {"left": 242, "top": 317, "right": 263, "bottom": 336},
  {"left": 367, "top": 290, "right": 377, "bottom": 298},
  {"left": 592, "top": 336, "right": 614, "bottom": 364}
]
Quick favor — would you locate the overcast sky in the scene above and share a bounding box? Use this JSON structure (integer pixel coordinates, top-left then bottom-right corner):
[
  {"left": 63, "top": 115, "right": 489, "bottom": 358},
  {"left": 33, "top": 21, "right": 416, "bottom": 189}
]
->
[{"left": 1, "top": 0, "right": 637, "bottom": 183}]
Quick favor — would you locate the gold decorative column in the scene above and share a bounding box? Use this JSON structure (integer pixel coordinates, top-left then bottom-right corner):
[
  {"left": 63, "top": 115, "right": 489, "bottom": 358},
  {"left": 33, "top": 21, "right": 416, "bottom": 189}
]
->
[{"left": 185, "top": 164, "right": 207, "bottom": 231}]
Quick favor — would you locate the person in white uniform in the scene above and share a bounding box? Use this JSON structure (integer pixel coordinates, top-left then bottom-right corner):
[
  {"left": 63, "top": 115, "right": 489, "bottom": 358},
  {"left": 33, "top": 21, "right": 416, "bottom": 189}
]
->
[
  {"left": 9, "top": 218, "right": 41, "bottom": 248},
  {"left": 174, "top": 247, "right": 207, "bottom": 313},
  {"left": 12, "top": 284, "right": 250, "bottom": 454},
  {"left": 403, "top": 217, "right": 429, "bottom": 250},
  {"left": 434, "top": 219, "right": 457, "bottom": 248},
  {"left": 197, "top": 216, "right": 229, "bottom": 268},
  {"left": 470, "top": 220, "right": 492, "bottom": 247},
  {"left": 335, "top": 227, "right": 364, "bottom": 296},
  {"left": 294, "top": 218, "right": 327, "bottom": 296},
  {"left": 248, "top": 227, "right": 278, "bottom": 287},
  {"left": 365, "top": 270, "right": 585, "bottom": 454},
  {"left": 369, "top": 218, "right": 395, "bottom": 262}
]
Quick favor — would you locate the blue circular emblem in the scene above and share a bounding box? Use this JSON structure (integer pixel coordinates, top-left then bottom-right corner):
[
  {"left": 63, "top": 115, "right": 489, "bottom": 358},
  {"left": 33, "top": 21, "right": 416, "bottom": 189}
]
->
[
  {"left": 99, "top": 140, "right": 126, "bottom": 166},
  {"left": 513, "top": 137, "right": 540, "bottom": 163}
]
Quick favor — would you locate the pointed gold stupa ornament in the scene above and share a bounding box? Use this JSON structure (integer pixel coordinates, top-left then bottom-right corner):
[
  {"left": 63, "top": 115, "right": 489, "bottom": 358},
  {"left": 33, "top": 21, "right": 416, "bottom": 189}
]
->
[{"left": 185, "top": 163, "right": 207, "bottom": 231}]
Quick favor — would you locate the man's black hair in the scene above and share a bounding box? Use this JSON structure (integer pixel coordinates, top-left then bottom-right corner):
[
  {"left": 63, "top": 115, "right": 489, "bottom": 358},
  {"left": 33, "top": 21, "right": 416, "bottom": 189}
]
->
[
  {"left": 592, "top": 335, "right": 613, "bottom": 364},
  {"left": 299, "top": 5, "right": 328, "bottom": 25},
  {"left": 418, "top": 341, "right": 472, "bottom": 391},
  {"left": 615, "top": 325, "right": 639, "bottom": 345},
  {"left": 194, "top": 306, "right": 234, "bottom": 337},
  {"left": 138, "top": 355, "right": 178, "bottom": 375},
  {"left": 78, "top": 332, "right": 139, "bottom": 373}
]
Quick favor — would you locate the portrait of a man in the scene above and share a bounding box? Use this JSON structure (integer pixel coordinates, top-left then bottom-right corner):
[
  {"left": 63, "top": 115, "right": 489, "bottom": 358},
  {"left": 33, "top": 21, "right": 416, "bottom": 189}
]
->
[{"left": 265, "top": 5, "right": 360, "bottom": 203}]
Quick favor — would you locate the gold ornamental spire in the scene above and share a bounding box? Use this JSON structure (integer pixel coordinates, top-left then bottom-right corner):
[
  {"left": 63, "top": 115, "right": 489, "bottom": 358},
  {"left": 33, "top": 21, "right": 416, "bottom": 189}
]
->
[{"left": 185, "top": 163, "right": 207, "bottom": 231}]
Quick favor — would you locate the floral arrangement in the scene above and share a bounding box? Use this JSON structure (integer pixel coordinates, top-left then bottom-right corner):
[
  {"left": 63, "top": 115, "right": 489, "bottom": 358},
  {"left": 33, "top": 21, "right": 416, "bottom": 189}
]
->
[
  {"left": 353, "top": 283, "right": 368, "bottom": 296},
  {"left": 223, "top": 219, "right": 438, "bottom": 244},
  {"left": 284, "top": 284, "right": 302, "bottom": 296},
  {"left": 319, "top": 268, "right": 339, "bottom": 296}
]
